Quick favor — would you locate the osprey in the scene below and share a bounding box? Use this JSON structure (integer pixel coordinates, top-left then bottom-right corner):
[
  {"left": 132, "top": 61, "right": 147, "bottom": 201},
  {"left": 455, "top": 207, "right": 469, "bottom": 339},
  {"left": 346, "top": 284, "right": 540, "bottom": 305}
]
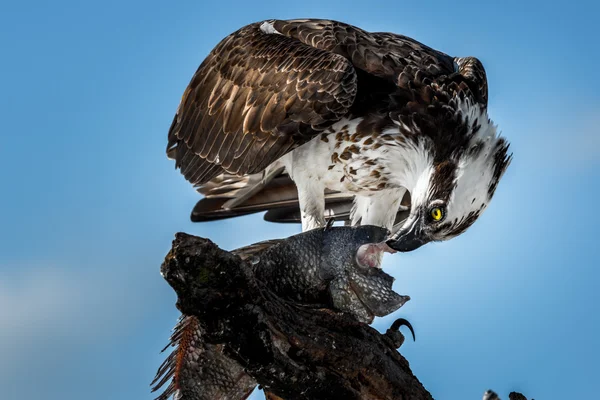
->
[{"left": 167, "top": 19, "right": 512, "bottom": 252}]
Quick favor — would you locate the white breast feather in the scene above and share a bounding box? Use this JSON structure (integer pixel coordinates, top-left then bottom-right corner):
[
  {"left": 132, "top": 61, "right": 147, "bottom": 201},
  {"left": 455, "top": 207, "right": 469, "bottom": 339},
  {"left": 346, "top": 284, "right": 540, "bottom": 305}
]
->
[{"left": 280, "top": 117, "right": 432, "bottom": 231}]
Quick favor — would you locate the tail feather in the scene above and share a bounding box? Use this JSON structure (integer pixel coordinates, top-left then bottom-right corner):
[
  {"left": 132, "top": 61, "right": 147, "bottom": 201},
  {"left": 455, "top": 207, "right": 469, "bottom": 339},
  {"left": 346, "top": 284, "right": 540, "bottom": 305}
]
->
[
  {"left": 191, "top": 172, "right": 304, "bottom": 222},
  {"left": 191, "top": 169, "right": 351, "bottom": 223},
  {"left": 222, "top": 165, "right": 285, "bottom": 210},
  {"left": 264, "top": 202, "right": 353, "bottom": 224},
  {"left": 191, "top": 169, "right": 412, "bottom": 228},
  {"left": 191, "top": 197, "right": 262, "bottom": 222},
  {"left": 198, "top": 176, "right": 256, "bottom": 198}
]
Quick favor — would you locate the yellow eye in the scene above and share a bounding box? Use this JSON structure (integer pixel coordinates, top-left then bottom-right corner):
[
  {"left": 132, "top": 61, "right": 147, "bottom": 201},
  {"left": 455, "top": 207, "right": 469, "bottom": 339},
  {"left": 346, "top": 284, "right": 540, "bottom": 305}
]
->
[{"left": 430, "top": 207, "right": 443, "bottom": 221}]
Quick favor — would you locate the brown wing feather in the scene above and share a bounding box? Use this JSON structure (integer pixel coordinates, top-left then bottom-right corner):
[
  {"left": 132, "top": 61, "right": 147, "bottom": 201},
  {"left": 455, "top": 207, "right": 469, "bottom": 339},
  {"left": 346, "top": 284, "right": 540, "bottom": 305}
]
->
[
  {"left": 167, "top": 22, "right": 357, "bottom": 186},
  {"left": 273, "top": 20, "right": 453, "bottom": 79},
  {"left": 272, "top": 19, "right": 488, "bottom": 109},
  {"left": 171, "top": 19, "right": 490, "bottom": 224}
]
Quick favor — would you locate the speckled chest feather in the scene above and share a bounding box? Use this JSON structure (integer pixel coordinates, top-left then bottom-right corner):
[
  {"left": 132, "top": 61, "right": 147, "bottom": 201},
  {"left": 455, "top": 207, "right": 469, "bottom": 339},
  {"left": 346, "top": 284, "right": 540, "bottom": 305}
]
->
[{"left": 285, "top": 117, "right": 412, "bottom": 195}]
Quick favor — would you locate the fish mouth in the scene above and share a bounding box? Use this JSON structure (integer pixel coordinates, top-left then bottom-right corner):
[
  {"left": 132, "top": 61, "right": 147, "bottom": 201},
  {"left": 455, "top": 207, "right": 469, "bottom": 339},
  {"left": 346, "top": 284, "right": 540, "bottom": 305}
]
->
[
  {"left": 355, "top": 242, "right": 398, "bottom": 269},
  {"left": 350, "top": 232, "right": 409, "bottom": 321}
]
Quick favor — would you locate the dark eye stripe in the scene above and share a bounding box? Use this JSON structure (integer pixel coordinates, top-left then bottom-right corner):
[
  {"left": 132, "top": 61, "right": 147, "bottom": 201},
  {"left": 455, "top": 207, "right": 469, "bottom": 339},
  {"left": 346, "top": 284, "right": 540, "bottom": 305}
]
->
[
  {"left": 430, "top": 222, "right": 451, "bottom": 235},
  {"left": 434, "top": 210, "right": 482, "bottom": 237},
  {"left": 429, "top": 161, "right": 458, "bottom": 202}
]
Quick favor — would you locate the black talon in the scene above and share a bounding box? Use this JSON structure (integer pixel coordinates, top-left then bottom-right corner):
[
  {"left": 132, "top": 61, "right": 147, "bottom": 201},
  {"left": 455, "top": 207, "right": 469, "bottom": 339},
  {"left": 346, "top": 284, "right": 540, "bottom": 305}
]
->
[
  {"left": 389, "top": 318, "right": 416, "bottom": 342},
  {"left": 324, "top": 217, "right": 335, "bottom": 230}
]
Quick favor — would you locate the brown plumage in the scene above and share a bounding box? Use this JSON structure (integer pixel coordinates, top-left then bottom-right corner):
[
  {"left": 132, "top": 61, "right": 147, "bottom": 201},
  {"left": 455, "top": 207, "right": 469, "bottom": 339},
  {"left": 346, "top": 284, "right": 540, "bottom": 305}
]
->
[
  {"left": 167, "top": 20, "right": 358, "bottom": 185},
  {"left": 167, "top": 19, "right": 510, "bottom": 245},
  {"left": 167, "top": 19, "right": 488, "bottom": 188}
]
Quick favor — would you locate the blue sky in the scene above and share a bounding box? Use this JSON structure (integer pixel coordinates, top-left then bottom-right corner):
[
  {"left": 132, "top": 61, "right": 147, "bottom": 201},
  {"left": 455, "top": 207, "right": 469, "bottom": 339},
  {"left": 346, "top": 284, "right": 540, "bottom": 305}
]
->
[{"left": 1, "top": 1, "right": 598, "bottom": 399}]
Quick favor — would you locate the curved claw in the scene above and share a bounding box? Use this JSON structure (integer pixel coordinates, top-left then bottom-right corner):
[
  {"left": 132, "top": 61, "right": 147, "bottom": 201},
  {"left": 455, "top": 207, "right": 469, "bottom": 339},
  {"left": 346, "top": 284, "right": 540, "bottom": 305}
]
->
[
  {"left": 389, "top": 318, "right": 416, "bottom": 342},
  {"left": 324, "top": 217, "right": 335, "bottom": 230}
]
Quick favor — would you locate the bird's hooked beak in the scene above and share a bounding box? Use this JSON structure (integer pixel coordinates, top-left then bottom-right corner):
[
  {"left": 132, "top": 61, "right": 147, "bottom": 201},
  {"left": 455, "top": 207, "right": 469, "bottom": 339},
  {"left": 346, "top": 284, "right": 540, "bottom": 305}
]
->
[{"left": 386, "top": 215, "right": 430, "bottom": 252}]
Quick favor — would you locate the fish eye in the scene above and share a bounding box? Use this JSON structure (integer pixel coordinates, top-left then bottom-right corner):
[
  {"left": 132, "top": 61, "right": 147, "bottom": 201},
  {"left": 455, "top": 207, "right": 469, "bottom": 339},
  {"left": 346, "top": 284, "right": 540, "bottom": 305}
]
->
[{"left": 429, "top": 206, "right": 445, "bottom": 222}]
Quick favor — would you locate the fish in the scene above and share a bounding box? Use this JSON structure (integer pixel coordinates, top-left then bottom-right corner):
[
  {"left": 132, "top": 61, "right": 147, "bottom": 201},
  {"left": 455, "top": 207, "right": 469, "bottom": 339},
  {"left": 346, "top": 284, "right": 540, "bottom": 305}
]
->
[{"left": 236, "top": 224, "right": 409, "bottom": 324}]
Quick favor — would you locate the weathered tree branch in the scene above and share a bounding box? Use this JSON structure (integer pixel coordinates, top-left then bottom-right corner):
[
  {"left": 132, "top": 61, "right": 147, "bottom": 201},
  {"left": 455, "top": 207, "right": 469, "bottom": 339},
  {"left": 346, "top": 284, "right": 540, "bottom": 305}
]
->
[
  {"left": 160, "top": 232, "right": 430, "bottom": 400},
  {"left": 155, "top": 232, "right": 531, "bottom": 400}
]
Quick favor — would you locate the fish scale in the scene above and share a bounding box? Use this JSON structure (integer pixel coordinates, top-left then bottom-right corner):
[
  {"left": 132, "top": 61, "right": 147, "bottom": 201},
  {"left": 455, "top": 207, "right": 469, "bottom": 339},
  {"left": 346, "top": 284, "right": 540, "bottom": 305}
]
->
[{"left": 250, "top": 225, "right": 409, "bottom": 323}]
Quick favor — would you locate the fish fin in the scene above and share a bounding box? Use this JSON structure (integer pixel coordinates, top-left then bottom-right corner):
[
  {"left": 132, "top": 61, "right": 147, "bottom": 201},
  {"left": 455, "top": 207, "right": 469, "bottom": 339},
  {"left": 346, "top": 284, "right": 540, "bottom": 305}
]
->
[
  {"left": 349, "top": 274, "right": 410, "bottom": 317},
  {"left": 232, "top": 240, "right": 284, "bottom": 261},
  {"left": 329, "top": 278, "right": 374, "bottom": 324},
  {"left": 151, "top": 315, "right": 256, "bottom": 400}
]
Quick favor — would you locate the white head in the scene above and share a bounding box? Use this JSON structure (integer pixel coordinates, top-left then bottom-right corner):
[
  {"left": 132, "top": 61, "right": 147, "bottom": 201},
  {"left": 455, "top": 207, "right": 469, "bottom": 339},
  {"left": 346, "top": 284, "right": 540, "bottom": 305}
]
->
[{"left": 387, "top": 98, "right": 512, "bottom": 251}]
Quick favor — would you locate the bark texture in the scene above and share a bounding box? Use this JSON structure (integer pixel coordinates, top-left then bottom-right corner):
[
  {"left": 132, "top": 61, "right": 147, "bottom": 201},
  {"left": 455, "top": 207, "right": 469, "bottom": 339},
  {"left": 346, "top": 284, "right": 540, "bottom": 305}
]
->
[
  {"left": 157, "top": 232, "right": 531, "bottom": 400},
  {"left": 160, "top": 233, "right": 430, "bottom": 400}
]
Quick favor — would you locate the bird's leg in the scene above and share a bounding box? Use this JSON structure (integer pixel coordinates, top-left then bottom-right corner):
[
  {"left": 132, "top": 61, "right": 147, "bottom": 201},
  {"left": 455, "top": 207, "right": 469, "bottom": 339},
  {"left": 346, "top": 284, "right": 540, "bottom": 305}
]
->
[
  {"left": 296, "top": 180, "right": 325, "bottom": 231},
  {"left": 356, "top": 190, "right": 406, "bottom": 229},
  {"left": 354, "top": 190, "right": 406, "bottom": 267}
]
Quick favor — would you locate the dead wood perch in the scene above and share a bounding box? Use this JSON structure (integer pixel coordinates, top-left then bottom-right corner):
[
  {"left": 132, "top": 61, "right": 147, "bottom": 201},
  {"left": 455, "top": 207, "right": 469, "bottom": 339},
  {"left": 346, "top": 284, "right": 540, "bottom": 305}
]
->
[
  {"left": 153, "top": 230, "right": 531, "bottom": 400},
  {"left": 156, "top": 230, "right": 429, "bottom": 400}
]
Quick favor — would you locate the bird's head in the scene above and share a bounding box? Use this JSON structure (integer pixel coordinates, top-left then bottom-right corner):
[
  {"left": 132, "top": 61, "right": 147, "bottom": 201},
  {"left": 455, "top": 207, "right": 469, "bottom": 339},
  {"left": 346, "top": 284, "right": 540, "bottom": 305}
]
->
[{"left": 387, "top": 99, "right": 512, "bottom": 252}]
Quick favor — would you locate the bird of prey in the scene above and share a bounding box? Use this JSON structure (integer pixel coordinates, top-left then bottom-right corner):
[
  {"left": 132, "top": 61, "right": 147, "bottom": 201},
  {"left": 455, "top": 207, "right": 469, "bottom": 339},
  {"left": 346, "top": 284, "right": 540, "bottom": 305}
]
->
[{"left": 167, "top": 19, "right": 512, "bottom": 252}]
